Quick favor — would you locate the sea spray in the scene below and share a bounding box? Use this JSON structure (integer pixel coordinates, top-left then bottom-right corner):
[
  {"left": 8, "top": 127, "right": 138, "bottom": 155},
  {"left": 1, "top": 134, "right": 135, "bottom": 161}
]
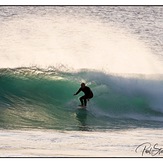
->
[
  {"left": 0, "top": 7, "right": 163, "bottom": 74},
  {"left": 1, "top": 6, "right": 163, "bottom": 131}
]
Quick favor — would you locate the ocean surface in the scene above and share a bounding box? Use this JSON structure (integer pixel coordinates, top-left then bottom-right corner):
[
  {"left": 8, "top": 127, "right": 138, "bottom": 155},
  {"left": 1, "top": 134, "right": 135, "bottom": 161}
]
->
[{"left": 0, "top": 6, "right": 163, "bottom": 157}]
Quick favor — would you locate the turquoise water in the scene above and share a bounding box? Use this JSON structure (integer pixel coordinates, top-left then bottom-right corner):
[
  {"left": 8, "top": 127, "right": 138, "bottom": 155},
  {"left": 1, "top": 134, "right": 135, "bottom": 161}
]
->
[{"left": 1, "top": 67, "right": 163, "bottom": 131}]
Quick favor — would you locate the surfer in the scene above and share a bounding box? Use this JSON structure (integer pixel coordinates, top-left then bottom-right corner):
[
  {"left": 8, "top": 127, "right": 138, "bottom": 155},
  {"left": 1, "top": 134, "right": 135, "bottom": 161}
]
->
[{"left": 74, "top": 83, "right": 93, "bottom": 107}]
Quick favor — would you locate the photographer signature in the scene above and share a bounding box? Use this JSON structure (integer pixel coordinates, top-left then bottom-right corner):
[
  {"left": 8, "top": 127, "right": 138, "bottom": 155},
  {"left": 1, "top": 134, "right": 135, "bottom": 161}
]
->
[{"left": 135, "top": 142, "right": 163, "bottom": 156}]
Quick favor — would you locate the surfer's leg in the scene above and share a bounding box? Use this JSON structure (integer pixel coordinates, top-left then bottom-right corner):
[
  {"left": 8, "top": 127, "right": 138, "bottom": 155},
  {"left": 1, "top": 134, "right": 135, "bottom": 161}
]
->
[
  {"left": 87, "top": 94, "right": 93, "bottom": 102},
  {"left": 80, "top": 96, "right": 87, "bottom": 106},
  {"left": 79, "top": 96, "right": 84, "bottom": 106},
  {"left": 84, "top": 98, "right": 87, "bottom": 106}
]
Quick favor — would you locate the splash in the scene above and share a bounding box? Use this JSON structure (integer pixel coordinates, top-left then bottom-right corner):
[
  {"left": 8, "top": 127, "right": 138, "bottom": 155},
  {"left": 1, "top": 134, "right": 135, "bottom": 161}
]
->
[{"left": 0, "top": 14, "right": 163, "bottom": 74}]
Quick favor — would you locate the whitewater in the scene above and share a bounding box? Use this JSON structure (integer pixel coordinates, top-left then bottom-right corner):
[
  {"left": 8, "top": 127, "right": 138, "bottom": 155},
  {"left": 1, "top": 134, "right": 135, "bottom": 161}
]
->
[{"left": 0, "top": 6, "right": 163, "bottom": 157}]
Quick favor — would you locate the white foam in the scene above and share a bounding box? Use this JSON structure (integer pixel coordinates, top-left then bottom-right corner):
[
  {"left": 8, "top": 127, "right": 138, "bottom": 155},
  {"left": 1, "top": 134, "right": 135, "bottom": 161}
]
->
[
  {"left": 0, "top": 12, "right": 163, "bottom": 74},
  {"left": 0, "top": 128, "right": 163, "bottom": 157}
]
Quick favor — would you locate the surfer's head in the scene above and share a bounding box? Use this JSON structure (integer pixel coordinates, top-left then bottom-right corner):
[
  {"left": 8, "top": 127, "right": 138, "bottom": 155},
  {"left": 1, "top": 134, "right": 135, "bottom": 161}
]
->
[{"left": 81, "top": 83, "right": 85, "bottom": 88}]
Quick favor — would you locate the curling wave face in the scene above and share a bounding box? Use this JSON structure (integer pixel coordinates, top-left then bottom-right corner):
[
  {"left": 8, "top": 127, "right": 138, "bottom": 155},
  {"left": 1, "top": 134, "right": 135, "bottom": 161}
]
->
[{"left": 0, "top": 67, "right": 163, "bottom": 131}]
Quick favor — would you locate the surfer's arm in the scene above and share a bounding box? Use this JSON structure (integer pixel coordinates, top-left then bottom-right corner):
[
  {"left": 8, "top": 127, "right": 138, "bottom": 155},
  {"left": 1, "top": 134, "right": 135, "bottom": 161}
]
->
[{"left": 74, "top": 88, "right": 81, "bottom": 95}]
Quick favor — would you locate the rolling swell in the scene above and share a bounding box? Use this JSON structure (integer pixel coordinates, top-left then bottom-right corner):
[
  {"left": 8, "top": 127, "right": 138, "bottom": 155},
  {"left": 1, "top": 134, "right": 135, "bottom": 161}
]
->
[{"left": 0, "top": 67, "right": 163, "bottom": 131}]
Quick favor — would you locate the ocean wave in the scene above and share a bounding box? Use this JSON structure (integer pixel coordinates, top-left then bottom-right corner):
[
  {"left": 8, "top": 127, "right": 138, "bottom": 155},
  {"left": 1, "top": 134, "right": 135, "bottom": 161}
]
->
[{"left": 0, "top": 67, "right": 163, "bottom": 130}]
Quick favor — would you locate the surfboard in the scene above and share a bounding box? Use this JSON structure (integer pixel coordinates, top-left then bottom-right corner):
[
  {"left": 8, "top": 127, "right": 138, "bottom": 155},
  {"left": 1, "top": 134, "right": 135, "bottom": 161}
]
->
[{"left": 77, "top": 105, "right": 87, "bottom": 109}]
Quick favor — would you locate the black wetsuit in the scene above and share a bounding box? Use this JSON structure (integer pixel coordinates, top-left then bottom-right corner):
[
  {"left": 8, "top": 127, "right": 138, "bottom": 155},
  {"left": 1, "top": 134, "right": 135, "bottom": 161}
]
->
[{"left": 75, "top": 86, "right": 93, "bottom": 106}]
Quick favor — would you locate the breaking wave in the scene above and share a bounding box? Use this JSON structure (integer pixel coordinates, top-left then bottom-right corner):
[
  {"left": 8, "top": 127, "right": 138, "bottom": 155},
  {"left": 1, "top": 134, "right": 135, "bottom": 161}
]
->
[{"left": 0, "top": 67, "right": 163, "bottom": 131}]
